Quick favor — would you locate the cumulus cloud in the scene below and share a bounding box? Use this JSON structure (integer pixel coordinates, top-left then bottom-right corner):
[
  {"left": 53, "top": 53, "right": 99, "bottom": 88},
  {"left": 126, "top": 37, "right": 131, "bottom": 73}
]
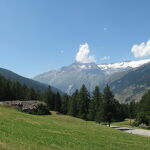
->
[
  {"left": 75, "top": 43, "right": 96, "bottom": 63},
  {"left": 131, "top": 39, "right": 150, "bottom": 58},
  {"left": 100, "top": 56, "right": 110, "bottom": 60}
]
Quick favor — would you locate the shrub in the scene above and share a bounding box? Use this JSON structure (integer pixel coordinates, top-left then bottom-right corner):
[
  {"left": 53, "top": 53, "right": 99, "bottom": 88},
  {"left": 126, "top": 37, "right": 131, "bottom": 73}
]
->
[
  {"left": 134, "top": 112, "right": 150, "bottom": 126},
  {"left": 35, "top": 102, "right": 51, "bottom": 115}
]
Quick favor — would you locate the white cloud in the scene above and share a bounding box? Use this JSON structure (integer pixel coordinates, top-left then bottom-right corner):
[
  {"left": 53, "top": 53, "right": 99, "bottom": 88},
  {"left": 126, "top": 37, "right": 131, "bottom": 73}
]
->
[
  {"left": 75, "top": 43, "right": 96, "bottom": 63},
  {"left": 131, "top": 39, "right": 150, "bottom": 58},
  {"left": 100, "top": 56, "right": 110, "bottom": 60}
]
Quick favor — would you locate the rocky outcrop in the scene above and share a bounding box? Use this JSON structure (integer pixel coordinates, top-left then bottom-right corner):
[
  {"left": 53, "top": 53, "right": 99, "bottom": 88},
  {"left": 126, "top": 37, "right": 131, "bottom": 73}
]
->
[{"left": 0, "top": 101, "right": 50, "bottom": 115}]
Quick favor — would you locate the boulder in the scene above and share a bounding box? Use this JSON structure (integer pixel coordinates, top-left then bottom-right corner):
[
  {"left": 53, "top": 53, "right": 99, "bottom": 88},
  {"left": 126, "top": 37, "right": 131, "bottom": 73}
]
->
[{"left": 0, "top": 100, "right": 50, "bottom": 115}]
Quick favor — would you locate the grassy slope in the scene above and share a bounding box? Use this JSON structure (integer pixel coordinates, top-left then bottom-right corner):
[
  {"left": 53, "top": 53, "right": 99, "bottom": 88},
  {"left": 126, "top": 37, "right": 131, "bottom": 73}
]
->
[
  {"left": 0, "top": 106, "right": 150, "bottom": 150},
  {"left": 112, "top": 119, "right": 137, "bottom": 128}
]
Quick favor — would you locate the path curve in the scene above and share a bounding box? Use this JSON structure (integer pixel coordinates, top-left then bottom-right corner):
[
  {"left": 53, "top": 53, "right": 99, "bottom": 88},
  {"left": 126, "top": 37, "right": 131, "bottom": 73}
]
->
[{"left": 110, "top": 125, "right": 150, "bottom": 137}]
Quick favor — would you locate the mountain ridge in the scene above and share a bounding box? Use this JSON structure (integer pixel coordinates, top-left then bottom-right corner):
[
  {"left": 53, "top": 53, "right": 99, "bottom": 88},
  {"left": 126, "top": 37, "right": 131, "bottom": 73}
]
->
[
  {"left": 34, "top": 62, "right": 105, "bottom": 94},
  {"left": 33, "top": 59, "right": 150, "bottom": 102},
  {"left": 0, "top": 67, "right": 61, "bottom": 93},
  {"left": 108, "top": 62, "right": 150, "bottom": 102}
]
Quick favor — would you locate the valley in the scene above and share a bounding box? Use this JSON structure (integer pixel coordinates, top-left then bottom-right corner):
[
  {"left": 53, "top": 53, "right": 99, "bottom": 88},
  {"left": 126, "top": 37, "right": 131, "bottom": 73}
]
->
[
  {"left": 0, "top": 106, "right": 150, "bottom": 150},
  {"left": 1, "top": 1, "right": 150, "bottom": 149}
]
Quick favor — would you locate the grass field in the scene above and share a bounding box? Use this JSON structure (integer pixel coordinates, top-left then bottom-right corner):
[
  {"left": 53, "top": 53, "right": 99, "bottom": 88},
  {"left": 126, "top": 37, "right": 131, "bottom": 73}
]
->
[
  {"left": 0, "top": 106, "right": 150, "bottom": 150},
  {"left": 112, "top": 119, "right": 136, "bottom": 128}
]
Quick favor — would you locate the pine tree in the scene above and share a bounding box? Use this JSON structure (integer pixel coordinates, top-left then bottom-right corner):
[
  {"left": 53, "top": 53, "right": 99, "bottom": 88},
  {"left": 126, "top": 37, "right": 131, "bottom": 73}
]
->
[
  {"left": 102, "top": 85, "right": 116, "bottom": 127},
  {"left": 61, "top": 94, "right": 69, "bottom": 114},
  {"left": 69, "top": 90, "right": 79, "bottom": 117},
  {"left": 78, "top": 85, "right": 90, "bottom": 120},
  {"left": 128, "top": 101, "right": 136, "bottom": 125},
  {"left": 87, "top": 86, "right": 104, "bottom": 122},
  {"left": 87, "top": 98, "right": 95, "bottom": 121},
  {"left": 95, "top": 111, "right": 102, "bottom": 124},
  {"left": 4, "top": 80, "right": 12, "bottom": 100},
  {"left": 135, "top": 90, "right": 150, "bottom": 126},
  {"left": 43, "top": 86, "right": 54, "bottom": 109},
  {"left": 54, "top": 92, "right": 62, "bottom": 112}
]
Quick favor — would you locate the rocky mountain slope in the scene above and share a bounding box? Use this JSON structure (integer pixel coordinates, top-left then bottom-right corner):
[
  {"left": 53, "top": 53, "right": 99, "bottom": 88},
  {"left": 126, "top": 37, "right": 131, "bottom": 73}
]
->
[
  {"left": 33, "top": 59, "right": 150, "bottom": 102},
  {"left": 34, "top": 62, "right": 105, "bottom": 94},
  {"left": 108, "top": 62, "right": 150, "bottom": 102}
]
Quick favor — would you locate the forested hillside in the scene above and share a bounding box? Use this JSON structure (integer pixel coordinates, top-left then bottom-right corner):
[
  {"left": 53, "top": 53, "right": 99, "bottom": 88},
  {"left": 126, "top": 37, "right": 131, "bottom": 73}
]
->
[
  {"left": 0, "top": 74, "right": 127, "bottom": 125},
  {"left": 0, "top": 73, "right": 150, "bottom": 127}
]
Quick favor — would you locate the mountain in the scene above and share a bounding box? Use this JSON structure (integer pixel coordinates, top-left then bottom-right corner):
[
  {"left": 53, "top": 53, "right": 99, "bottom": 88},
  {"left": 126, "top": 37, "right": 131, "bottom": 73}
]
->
[
  {"left": 33, "top": 59, "right": 150, "bottom": 102},
  {"left": 0, "top": 68, "right": 60, "bottom": 93},
  {"left": 98, "top": 59, "right": 150, "bottom": 76},
  {"left": 34, "top": 62, "right": 105, "bottom": 94},
  {"left": 108, "top": 62, "right": 150, "bottom": 103}
]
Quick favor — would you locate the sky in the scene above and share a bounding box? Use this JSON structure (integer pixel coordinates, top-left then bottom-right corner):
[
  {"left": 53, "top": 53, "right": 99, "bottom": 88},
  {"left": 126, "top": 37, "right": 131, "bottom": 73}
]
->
[{"left": 1, "top": 0, "right": 150, "bottom": 78}]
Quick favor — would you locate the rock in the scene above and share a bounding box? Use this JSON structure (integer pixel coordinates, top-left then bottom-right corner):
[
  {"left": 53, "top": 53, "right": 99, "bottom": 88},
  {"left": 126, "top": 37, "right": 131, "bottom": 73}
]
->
[{"left": 0, "top": 100, "right": 50, "bottom": 115}]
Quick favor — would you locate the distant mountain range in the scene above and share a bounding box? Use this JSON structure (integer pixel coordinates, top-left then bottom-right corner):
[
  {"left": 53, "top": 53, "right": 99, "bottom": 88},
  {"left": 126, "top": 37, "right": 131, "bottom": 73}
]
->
[
  {"left": 33, "top": 59, "right": 150, "bottom": 102},
  {"left": 34, "top": 63, "right": 105, "bottom": 94},
  {"left": 1, "top": 59, "right": 149, "bottom": 103},
  {"left": 0, "top": 68, "right": 61, "bottom": 93}
]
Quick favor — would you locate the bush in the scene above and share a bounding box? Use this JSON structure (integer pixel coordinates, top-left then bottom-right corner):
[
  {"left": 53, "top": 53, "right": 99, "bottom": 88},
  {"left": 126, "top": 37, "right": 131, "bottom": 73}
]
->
[
  {"left": 134, "top": 112, "right": 150, "bottom": 126},
  {"left": 35, "top": 102, "right": 51, "bottom": 115},
  {"left": 139, "top": 123, "right": 150, "bottom": 129}
]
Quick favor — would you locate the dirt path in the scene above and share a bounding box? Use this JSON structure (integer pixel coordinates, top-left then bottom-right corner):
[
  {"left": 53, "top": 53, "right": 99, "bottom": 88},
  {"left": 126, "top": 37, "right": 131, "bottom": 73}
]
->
[{"left": 110, "top": 125, "right": 150, "bottom": 137}]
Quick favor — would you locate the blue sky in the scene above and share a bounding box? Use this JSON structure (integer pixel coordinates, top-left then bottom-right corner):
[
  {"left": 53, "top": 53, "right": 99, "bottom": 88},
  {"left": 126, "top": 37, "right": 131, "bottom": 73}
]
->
[{"left": 1, "top": 0, "right": 150, "bottom": 78}]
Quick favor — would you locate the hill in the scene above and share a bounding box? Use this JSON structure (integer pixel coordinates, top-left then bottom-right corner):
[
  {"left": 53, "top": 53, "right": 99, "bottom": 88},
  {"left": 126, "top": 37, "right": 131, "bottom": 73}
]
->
[
  {"left": 0, "top": 106, "right": 149, "bottom": 150},
  {"left": 0, "top": 68, "right": 61, "bottom": 93}
]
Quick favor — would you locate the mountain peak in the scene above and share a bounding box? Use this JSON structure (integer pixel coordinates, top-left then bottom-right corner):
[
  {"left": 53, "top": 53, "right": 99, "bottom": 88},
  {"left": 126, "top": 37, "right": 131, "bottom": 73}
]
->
[
  {"left": 68, "top": 62, "right": 99, "bottom": 70},
  {"left": 33, "top": 58, "right": 150, "bottom": 97}
]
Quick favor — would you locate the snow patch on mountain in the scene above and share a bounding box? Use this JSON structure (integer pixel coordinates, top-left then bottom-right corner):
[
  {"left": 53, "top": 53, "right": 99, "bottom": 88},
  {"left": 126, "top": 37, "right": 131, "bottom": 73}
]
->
[
  {"left": 98, "top": 59, "right": 150, "bottom": 75},
  {"left": 79, "top": 64, "right": 93, "bottom": 69}
]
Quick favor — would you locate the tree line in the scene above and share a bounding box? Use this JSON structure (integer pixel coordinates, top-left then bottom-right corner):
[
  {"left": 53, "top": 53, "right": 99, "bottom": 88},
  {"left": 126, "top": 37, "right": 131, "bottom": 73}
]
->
[
  {"left": 44, "top": 84, "right": 128, "bottom": 125},
  {"left": 0, "top": 75, "right": 39, "bottom": 100},
  {"left": 0, "top": 75, "right": 62, "bottom": 112},
  {"left": 0, "top": 74, "right": 149, "bottom": 126},
  {"left": 128, "top": 90, "right": 150, "bottom": 127},
  {"left": 0, "top": 75, "right": 127, "bottom": 125}
]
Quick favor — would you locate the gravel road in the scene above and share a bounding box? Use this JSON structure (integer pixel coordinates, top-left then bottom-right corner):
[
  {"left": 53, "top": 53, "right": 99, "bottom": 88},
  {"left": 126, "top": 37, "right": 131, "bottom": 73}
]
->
[{"left": 110, "top": 126, "right": 150, "bottom": 137}]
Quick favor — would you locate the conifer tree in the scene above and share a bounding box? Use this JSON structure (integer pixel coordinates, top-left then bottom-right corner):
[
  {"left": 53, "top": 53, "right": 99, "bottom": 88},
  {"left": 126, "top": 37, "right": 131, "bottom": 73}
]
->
[
  {"left": 87, "top": 97, "right": 95, "bottom": 121},
  {"left": 102, "top": 85, "right": 116, "bottom": 127},
  {"left": 78, "top": 85, "right": 90, "bottom": 120},
  {"left": 54, "top": 92, "right": 62, "bottom": 112},
  {"left": 135, "top": 90, "right": 150, "bottom": 125},
  {"left": 88, "top": 86, "right": 102, "bottom": 121},
  {"left": 69, "top": 90, "right": 79, "bottom": 117},
  {"left": 61, "top": 94, "right": 69, "bottom": 114},
  {"left": 43, "top": 86, "right": 54, "bottom": 109}
]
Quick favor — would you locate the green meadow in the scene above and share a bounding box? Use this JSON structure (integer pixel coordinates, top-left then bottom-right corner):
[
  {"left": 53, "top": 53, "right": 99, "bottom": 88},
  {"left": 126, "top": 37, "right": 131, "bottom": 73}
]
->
[{"left": 0, "top": 106, "right": 149, "bottom": 150}]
